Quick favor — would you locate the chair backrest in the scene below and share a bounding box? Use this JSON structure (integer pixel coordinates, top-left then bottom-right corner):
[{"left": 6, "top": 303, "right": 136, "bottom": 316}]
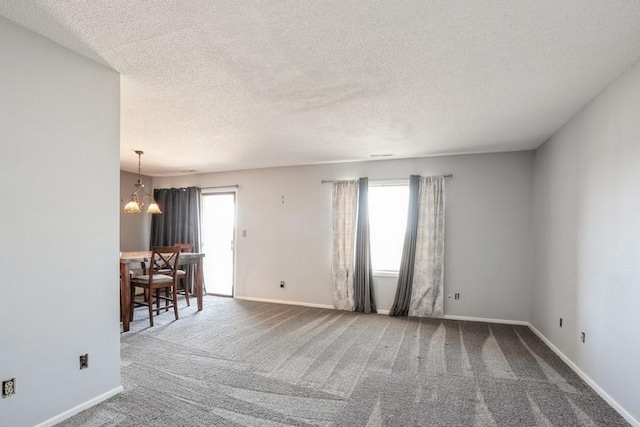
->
[
  {"left": 151, "top": 246, "right": 181, "bottom": 273},
  {"left": 173, "top": 243, "right": 192, "bottom": 253}
]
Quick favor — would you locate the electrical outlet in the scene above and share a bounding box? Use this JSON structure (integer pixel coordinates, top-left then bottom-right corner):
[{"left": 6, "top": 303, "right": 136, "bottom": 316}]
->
[
  {"left": 2, "top": 378, "right": 16, "bottom": 398},
  {"left": 559, "top": 318, "right": 563, "bottom": 327},
  {"left": 581, "top": 332, "right": 586, "bottom": 343},
  {"left": 79, "top": 354, "right": 89, "bottom": 369},
  {"left": 280, "top": 281, "right": 285, "bottom": 288},
  {"left": 454, "top": 293, "right": 460, "bottom": 300}
]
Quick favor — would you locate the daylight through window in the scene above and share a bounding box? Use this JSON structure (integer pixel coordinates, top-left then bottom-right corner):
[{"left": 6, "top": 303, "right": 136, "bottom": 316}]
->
[{"left": 368, "top": 184, "right": 409, "bottom": 274}]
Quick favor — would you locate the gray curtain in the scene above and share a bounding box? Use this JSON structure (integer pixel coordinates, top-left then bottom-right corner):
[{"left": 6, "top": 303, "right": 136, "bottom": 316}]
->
[
  {"left": 150, "top": 187, "right": 202, "bottom": 251},
  {"left": 353, "top": 178, "right": 376, "bottom": 314},
  {"left": 331, "top": 181, "right": 358, "bottom": 311},
  {"left": 390, "top": 175, "right": 420, "bottom": 316},
  {"left": 150, "top": 187, "right": 203, "bottom": 293},
  {"left": 390, "top": 175, "right": 446, "bottom": 318}
]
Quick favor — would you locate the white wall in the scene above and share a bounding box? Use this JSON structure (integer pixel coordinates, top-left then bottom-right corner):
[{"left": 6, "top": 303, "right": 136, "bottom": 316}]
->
[
  {"left": 531, "top": 60, "right": 640, "bottom": 423},
  {"left": 120, "top": 170, "right": 152, "bottom": 251},
  {"left": 154, "top": 151, "right": 534, "bottom": 321},
  {"left": 0, "top": 17, "right": 121, "bottom": 427}
]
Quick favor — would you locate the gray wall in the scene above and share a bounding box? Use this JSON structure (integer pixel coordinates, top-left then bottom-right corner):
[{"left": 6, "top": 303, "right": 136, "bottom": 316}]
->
[
  {"left": 154, "top": 151, "right": 534, "bottom": 321},
  {"left": 531, "top": 59, "right": 640, "bottom": 423},
  {"left": 120, "top": 170, "right": 152, "bottom": 251},
  {"left": 0, "top": 17, "right": 121, "bottom": 427}
]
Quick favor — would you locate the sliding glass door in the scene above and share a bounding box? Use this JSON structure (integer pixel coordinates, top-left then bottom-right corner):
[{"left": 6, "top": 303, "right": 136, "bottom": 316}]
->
[{"left": 201, "top": 192, "right": 236, "bottom": 297}]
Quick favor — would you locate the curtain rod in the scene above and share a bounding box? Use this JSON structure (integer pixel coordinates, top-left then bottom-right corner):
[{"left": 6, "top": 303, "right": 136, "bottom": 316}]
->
[{"left": 321, "top": 174, "right": 453, "bottom": 184}]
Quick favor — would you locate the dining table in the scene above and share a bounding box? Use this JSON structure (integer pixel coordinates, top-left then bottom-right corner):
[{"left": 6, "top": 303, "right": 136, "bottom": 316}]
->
[{"left": 119, "top": 251, "right": 205, "bottom": 332}]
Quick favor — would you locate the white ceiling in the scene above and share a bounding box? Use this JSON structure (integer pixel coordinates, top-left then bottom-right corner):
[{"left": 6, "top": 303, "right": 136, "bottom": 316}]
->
[{"left": 3, "top": 1, "right": 640, "bottom": 176}]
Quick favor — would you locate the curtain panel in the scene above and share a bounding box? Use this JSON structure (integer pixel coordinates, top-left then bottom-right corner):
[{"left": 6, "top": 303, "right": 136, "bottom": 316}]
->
[
  {"left": 150, "top": 187, "right": 202, "bottom": 252},
  {"left": 331, "top": 181, "right": 358, "bottom": 311},
  {"left": 390, "top": 175, "right": 446, "bottom": 318},
  {"left": 390, "top": 175, "right": 421, "bottom": 316},
  {"left": 353, "top": 177, "right": 376, "bottom": 314},
  {"left": 150, "top": 187, "right": 203, "bottom": 294}
]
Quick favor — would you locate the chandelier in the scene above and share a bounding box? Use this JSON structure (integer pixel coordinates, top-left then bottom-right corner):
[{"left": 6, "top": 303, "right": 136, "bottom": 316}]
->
[{"left": 123, "top": 150, "right": 162, "bottom": 214}]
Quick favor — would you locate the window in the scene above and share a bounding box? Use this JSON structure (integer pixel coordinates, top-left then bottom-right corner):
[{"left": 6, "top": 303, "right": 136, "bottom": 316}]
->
[{"left": 368, "top": 184, "right": 409, "bottom": 275}]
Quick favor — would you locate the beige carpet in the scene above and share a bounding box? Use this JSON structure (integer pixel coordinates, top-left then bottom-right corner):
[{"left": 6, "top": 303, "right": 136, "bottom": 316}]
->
[{"left": 57, "top": 296, "right": 628, "bottom": 426}]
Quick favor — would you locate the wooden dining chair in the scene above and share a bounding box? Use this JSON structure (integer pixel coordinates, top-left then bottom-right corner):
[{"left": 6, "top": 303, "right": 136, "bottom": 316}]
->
[
  {"left": 130, "top": 246, "right": 181, "bottom": 327},
  {"left": 173, "top": 243, "right": 192, "bottom": 252},
  {"left": 172, "top": 243, "right": 192, "bottom": 306}
]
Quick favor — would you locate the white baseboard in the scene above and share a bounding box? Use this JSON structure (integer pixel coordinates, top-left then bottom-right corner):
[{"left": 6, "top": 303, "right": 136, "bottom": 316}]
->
[
  {"left": 235, "top": 297, "right": 393, "bottom": 315},
  {"left": 35, "top": 386, "right": 123, "bottom": 427},
  {"left": 444, "top": 314, "right": 529, "bottom": 325},
  {"left": 527, "top": 324, "right": 639, "bottom": 427},
  {"left": 234, "top": 296, "right": 334, "bottom": 310}
]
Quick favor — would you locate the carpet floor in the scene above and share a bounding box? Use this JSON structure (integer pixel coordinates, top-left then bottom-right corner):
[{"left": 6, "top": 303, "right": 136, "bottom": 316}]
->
[{"left": 57, "top": 296, "right": 628, "bottom": 426}]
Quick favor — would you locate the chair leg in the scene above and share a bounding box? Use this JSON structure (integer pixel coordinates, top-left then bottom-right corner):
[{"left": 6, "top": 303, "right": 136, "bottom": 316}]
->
[
  {"left": 172, "top": 284, "right": 179, "bottom": 321},
  {"left": 148, "top": 289, "right": 154, "bottom": 327},
  {"left": 155, "top": 289, "right": 162, "bottom": 315},
  {"left": 182, "top": 274, "right": 190, "bottom": 306},
  {"left": 130, "top": 285, "right": 136, "bottom": 319}
]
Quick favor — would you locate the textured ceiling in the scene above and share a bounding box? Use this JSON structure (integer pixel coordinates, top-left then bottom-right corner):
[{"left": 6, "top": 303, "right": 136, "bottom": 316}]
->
[{"left": 3, "top": 1, "right": 640, "bottom": 176}]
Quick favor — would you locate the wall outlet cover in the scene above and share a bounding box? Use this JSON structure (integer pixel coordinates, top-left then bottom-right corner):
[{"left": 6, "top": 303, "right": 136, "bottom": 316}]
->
[
  {"left": 80, "top": 354, "right": 89, "bottom": 369},
  {"left": 2, "top": 378, "right": 16, "bottom": 398}
]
